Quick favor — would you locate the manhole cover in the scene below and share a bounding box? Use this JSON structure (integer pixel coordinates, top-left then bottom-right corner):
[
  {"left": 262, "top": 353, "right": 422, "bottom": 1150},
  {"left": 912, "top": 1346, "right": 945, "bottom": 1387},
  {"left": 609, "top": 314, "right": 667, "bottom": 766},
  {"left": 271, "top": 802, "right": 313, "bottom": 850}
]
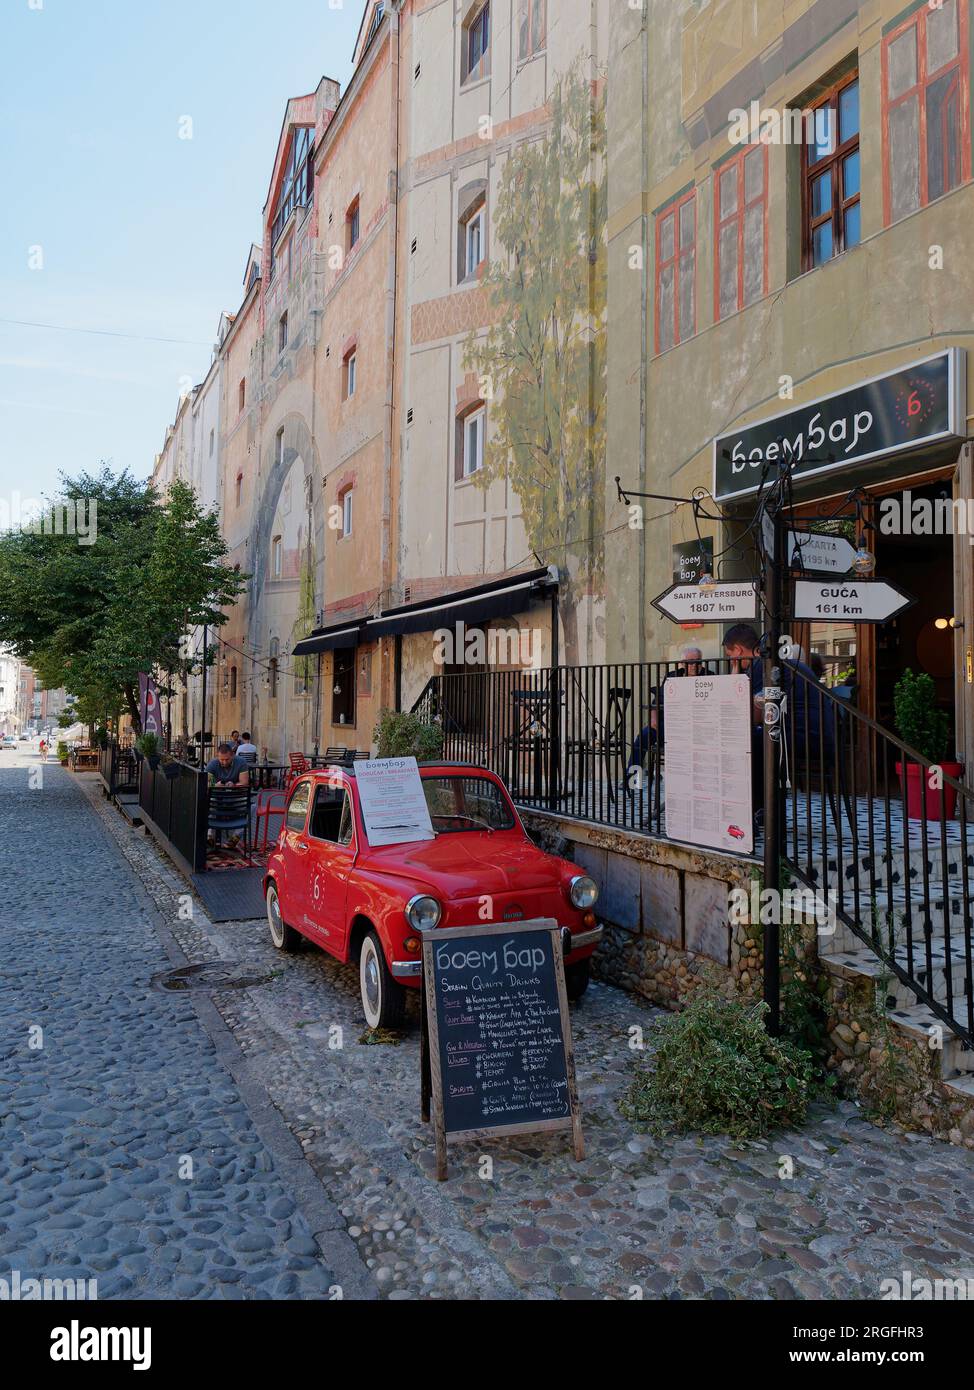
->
[{"left": 150, "top": 961, "right": 275, "bottom": 993}]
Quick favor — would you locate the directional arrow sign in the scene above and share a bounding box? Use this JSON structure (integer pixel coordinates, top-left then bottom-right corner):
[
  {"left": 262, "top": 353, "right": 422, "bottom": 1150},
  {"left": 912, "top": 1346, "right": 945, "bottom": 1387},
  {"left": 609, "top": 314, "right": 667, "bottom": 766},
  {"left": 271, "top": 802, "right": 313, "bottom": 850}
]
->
[
  {"left": 652, "top": 581, "right": 759, "bottom": 624},
  {"left": 758, "top": 516, "right": 857, "bottom": 575},
  {"left": 786, "top": 531, "right": 858, "bottom": 575},
  {"left": 793, "top": 579, "right": 916, "bottom": 624}
]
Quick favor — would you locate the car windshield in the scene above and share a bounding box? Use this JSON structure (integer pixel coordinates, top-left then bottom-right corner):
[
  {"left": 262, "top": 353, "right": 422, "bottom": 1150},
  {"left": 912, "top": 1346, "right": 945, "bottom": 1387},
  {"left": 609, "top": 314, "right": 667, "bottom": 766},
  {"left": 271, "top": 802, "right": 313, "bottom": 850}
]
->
[{"left": 421, "top": 775, "right": 515, "bottom": 832}]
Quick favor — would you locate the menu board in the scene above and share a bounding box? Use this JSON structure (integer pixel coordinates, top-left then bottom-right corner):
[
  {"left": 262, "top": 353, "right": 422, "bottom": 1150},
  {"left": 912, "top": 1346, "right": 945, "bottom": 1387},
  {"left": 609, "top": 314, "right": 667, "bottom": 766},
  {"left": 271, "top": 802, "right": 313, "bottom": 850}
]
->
[
  {"left": 420, "top": 920, "right": 584, "bottom": 1180},
  {"left": 663, "top": 674, "right": 753, "bottom": 854},
  {"left": 354, "top": 755, "right": 435, "bottom": 846}
]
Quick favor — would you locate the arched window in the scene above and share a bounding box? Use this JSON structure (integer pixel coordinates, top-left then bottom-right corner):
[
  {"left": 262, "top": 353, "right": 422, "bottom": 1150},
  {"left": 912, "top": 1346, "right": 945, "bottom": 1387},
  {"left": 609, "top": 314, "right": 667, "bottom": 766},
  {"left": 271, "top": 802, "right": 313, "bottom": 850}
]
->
[{"left": 230, "top": 666, "right": 238, "bottom": 700}]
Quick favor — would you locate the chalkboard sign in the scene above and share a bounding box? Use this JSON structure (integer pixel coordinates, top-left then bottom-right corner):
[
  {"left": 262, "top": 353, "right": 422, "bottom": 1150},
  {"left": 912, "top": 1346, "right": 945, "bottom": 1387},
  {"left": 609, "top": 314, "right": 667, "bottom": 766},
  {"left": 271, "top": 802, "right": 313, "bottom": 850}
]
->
[{"left": 420, "top": 920, "right": 584, "bottom": 1180}]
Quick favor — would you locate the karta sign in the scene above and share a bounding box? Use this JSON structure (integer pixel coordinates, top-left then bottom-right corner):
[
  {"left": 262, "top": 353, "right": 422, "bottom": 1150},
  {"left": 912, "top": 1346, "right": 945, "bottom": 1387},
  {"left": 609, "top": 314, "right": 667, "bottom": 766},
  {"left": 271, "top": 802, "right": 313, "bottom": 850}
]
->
[{"left": 714, "top": 350, "right": 965, "bottom": 502}]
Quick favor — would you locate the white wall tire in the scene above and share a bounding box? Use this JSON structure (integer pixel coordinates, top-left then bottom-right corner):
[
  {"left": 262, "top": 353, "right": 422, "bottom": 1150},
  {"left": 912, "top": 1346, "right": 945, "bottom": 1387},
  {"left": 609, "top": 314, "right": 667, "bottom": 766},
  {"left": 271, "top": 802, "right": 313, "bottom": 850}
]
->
[
  {"left": 266, "top": 882, "right": 301, "bottom": 953},
  {"left": 359, "top": 930, "right": 406, "bottom": 1031}
]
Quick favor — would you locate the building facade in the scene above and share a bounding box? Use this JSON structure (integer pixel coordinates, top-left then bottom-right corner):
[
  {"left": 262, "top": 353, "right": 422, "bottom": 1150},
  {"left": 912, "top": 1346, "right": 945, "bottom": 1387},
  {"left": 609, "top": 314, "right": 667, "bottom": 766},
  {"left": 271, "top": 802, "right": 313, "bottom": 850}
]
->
[{"left": 607, "top": 0, "right": 973, "bottom": 760}]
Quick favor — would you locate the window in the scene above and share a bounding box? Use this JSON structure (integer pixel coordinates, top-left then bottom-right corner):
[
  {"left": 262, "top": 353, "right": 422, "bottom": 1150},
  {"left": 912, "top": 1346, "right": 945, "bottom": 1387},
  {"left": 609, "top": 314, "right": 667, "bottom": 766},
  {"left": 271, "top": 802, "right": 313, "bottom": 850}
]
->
[
  {"left": 801, "top": 73, "right": 860, "bottom": 270},
  {"left": 462, "top": 3, "right": 490, "bottom": 84},
  {"left": 517, "top": 0, "right": 545, "bottom": 62},
  {"left": 456, "top": 405, "right": 485, "bottom": 480},
  {"left": 208, "top": 428, "right": 215, "bottom": 457},
  {"left": 341, "top": 488, "right": 353, "bottom": 538},
  {"left": 238, "top": 378, "right": 246, "bottom": 412},
  {"left": 655, "top": 191, "right": 696, "bottom": 353},
  {"left": 270, "top": 125, "right": 314, "bottom": 270},
  {"left": 715, "top": 145, "right": 768, "bottom": 320},
  {"left": 235, "top": 472, "right": 243, "bottom": 507},
  {"left": 285, "top": 780, "right": 311, "bottom": 833},
  {"left": 464, "top": 205, "right": 484, "bottom": 278},
  {"left": 343, "top": 349, "right": 357, "bottom": 400},
  {"left": 883, "top": 0, "right": 969, "bottom": 224},
  {"left": 346, "top": 197, "right": 361, "bottom": 252},
  {"left": 269, "top": 637, "right": 279, "bottom": 699},
  {"left": 309, "top": 785, "right": 354, "bottom": 845},
  {"left": 365, "top": 1, "right": 385, "bottom": 47},
  {"left": 272, "top": 535, "right": 282, "bottom": 578},
  {"left": 279, "top": 312, "right": 288, "bottom": 352},
  {"left": 229, "top": 666, "right": 237, "bottom": 700},
  {"left": 275, "top": 427, "right": 285, "bottom": 467},
  {"left": 331, "top": 649, "right": 356, "bottom": 726}
]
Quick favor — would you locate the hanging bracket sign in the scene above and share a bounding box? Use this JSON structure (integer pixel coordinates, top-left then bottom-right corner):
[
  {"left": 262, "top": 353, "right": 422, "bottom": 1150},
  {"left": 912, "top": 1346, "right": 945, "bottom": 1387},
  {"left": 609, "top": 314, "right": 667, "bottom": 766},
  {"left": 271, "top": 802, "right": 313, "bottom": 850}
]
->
[
  {"left": 793, "top": 579, "right": 916, "bottom": 624},
  {"left": 652, "top": 581, "right": 759, "bottom": 624},
  {"left": 420, "top": 919, "right": 584, "bottom": 1181}
]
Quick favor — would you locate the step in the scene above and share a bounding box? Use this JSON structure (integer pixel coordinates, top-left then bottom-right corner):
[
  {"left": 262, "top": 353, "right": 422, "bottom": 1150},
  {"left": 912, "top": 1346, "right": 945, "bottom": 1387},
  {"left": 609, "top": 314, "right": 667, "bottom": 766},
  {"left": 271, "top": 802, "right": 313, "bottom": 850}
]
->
[
  {"left": 822, "top": 942, "right": 973, "bottom": 1015},
  {"left": 885, "top": 1003, "right": 974, "bottom": 1073}
]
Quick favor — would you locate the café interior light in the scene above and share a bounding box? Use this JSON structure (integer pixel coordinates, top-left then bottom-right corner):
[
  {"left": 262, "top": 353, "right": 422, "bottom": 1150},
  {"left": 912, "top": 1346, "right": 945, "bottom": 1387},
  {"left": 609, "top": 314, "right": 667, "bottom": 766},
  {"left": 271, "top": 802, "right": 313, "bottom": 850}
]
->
[{"left": 852, "top": 544, "right": 876, "bottom": 576}]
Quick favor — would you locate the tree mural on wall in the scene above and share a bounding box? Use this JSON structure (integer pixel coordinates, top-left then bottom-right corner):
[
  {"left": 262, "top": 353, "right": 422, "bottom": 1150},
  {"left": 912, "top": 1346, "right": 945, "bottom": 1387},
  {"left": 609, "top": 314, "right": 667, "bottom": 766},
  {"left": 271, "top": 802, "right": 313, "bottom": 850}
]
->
[{"left": 463, "top": 62, "right": 607, "bottom": 665}]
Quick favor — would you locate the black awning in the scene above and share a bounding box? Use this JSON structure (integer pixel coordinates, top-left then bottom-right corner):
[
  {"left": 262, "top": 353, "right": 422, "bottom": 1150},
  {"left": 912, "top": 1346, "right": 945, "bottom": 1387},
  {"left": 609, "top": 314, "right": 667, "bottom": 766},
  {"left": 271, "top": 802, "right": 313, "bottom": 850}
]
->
[
  {"left": 364, "top": 566, "right": 557, "bottom": 639},
  {"left": 291, "top": 619, "right": 366, "bottom": 657}
]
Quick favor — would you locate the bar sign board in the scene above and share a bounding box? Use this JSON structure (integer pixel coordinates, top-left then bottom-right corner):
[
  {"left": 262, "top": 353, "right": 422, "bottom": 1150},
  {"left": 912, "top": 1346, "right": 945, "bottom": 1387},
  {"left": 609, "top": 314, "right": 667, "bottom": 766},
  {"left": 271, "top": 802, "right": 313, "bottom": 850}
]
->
[{"left": 420, "top": 920, "right": 584, "bottom": 1181}]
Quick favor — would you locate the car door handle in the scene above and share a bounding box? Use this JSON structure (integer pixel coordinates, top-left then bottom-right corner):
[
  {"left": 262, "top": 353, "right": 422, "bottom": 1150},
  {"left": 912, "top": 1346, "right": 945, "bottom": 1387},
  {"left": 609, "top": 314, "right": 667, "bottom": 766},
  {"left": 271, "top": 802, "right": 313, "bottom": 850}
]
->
[{"left": 292, "top": 841, "right": 308, "bottom": 855}]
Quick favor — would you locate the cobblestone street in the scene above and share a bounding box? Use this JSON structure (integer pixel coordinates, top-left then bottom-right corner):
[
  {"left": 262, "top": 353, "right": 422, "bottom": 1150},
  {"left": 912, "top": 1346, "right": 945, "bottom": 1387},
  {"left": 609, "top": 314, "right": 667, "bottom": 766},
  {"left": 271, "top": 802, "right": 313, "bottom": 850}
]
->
[{"left": 5, "top": 749, "right": 974, "bottom": 1300}]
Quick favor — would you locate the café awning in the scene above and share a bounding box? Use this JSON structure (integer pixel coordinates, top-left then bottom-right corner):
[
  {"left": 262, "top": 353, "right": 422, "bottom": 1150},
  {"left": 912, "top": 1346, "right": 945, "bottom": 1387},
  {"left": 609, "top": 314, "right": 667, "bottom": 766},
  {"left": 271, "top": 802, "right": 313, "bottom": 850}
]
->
[
  {"left": 291, "top": 619, "right": 367, "bottom": 657},
  {"left": 364, "top": 566, "right": 558, "bottom": 638}
]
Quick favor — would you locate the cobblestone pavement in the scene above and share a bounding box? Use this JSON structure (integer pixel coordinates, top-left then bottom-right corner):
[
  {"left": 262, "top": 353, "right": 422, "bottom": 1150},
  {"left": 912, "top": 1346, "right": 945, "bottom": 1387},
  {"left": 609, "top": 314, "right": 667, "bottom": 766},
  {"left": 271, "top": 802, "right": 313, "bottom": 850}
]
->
[
  {"left": 6, "top": 752, "right": 974, "bottom": 1300},
  {"left": 0, "top": 753, "right": 371, "bottom": 1300}
]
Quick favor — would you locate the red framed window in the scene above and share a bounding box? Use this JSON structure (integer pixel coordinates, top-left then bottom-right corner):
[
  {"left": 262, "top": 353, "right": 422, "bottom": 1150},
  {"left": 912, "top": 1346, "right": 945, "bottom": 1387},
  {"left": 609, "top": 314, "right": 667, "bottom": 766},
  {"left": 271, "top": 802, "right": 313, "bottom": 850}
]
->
[
  {"left": 801, "top": 72, "right": 861, "bottom": 270},
  {"left": 655, "top": 190, "right": 696, "bottom": 353},
  {"left": 882, "top": 0, "right": 971, "bottom": 225},
  {"left": 714, "top": 144, "right": 768, "bottom": 320}
]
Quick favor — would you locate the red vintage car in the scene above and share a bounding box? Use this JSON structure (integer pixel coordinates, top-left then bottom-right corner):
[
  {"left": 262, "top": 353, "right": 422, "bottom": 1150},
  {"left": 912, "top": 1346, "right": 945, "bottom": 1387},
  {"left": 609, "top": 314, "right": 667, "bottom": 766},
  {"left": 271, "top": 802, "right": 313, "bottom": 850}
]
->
[{"left": 263, "top": 761, "right": 602, "bottom": 1029}]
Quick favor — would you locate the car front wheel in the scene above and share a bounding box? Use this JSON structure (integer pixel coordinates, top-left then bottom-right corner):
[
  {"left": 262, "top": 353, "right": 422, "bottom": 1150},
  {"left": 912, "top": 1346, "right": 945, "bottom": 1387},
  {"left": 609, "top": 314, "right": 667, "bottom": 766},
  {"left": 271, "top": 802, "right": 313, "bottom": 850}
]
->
[
  {"left": 266, "top": 882, "right": 301, "bottom": 953},
  {"left": 360, "top": 930, "right": 406, "bottom": 1031},
  {"left": 565, "top": 959, "right": 590, "bottom": 1002}
]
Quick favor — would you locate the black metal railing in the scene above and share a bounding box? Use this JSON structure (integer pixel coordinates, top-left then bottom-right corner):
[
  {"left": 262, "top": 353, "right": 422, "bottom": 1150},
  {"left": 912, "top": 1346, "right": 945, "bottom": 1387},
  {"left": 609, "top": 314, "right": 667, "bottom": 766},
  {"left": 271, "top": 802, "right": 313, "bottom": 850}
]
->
[
  {"left": 97, "top": 740, "right": 139, "bottom": 798},
  {"left": 780, "top": 663, "right": 974, "bottom": 1048},
  {"left": 412, "top": 660, "right": 740, "bottom": 836},
  {"left": 413, "top": 661, "right": 973, "bottom": 1047}
]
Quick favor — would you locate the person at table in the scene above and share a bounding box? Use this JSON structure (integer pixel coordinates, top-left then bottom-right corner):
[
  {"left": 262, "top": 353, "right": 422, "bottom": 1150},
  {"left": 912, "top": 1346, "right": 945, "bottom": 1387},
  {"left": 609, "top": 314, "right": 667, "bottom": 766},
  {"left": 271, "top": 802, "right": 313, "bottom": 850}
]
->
[
  {"left": 627, "top": 646, "right": 706, "bottom": 780},
  {"left": 236, "top": 732, "right": 258, "bottom": 762},
  {"left": 722, "top": 624, "right": 834, "bottom": 821},
  {"left": 206, "top": 742, "right": 250, "bottom": 788},
  {"left": 228, "top": 729, "right": 241, "bottom": 750}
]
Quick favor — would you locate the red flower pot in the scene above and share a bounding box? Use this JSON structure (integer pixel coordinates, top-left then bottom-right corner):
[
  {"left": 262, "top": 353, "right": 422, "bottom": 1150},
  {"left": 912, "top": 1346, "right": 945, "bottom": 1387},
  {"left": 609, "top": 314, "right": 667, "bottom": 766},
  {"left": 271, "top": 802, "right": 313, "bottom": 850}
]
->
[{"left": 895, "top": 760, "right": 963, "bottom": 820}]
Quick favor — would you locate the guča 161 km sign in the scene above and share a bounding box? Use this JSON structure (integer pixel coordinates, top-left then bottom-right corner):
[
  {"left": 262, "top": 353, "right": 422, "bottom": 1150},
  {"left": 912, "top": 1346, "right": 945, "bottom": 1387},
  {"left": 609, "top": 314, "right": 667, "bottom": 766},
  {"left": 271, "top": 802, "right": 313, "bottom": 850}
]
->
[{"left": 420, "top": 920, "right": 584, "bottom": 1181}]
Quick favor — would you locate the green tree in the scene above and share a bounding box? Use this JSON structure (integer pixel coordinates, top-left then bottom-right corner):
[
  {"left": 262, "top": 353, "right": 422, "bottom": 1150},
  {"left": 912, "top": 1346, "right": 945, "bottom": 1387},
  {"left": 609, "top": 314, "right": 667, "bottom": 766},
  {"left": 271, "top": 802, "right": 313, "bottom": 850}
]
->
[
  {"left": 0, "top": 467, "right": 245, "bottom": 731},
  {"left": 463, "top": 63, "right": 606, "bottom": 664}
]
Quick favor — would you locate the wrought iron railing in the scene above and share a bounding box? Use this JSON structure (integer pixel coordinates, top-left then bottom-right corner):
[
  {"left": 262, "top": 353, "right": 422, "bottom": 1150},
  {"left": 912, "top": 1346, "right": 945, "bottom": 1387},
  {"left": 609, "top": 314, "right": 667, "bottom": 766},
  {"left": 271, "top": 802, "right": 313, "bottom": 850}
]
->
[
  {"left": 780, "top": 663, "right": 973, "bottom": 1048},
  {"left": 412, "top": 661, "right": 974, "bottom": 1047},
  {"left": 412, "top": 660, "right": 740, "bottom": 835}
]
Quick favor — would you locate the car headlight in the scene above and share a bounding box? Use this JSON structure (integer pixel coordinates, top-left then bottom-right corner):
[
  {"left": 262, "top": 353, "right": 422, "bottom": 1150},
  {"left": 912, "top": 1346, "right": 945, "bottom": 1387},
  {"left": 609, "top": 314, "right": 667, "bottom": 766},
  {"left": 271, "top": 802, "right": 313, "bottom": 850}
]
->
[
  {"left": 568, "top": 875, "right": 598, "bottom": 910},
  {"left": 405, "top": 894, "right": 442, "bottom": 931}
]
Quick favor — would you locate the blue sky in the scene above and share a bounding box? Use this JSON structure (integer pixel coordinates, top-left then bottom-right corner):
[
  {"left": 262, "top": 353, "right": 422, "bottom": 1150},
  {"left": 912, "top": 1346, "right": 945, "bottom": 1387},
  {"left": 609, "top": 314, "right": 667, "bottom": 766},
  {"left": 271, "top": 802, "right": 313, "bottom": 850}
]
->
[{"left": 0, "top": 0, "right": 363, "bottom": 501}]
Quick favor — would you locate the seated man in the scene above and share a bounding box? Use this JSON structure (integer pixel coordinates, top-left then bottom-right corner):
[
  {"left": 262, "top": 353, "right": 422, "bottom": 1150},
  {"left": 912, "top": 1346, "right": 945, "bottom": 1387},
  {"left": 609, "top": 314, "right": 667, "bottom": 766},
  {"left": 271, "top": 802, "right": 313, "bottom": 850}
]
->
[
  {"left": 206, "top": 742, "right": 250, "bottom": 787},
  {"left": 627, "top": 647, "right": 707, "bottom": 784},
  {"left": 205, "top": 742, "right": 250, "bottom": 849},
  {"left": 722, "top": 624, "right": 835, "bottom": 819},
  {"left": 236, "top": 731, "right": 258, "bottom": 764}
]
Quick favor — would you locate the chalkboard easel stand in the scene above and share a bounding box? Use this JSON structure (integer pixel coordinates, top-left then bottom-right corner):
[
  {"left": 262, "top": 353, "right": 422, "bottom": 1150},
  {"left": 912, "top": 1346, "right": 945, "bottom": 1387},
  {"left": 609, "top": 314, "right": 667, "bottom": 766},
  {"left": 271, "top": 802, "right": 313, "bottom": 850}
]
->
[{"left": 420, "top": 920, "right": 585, "bottom": 1182}]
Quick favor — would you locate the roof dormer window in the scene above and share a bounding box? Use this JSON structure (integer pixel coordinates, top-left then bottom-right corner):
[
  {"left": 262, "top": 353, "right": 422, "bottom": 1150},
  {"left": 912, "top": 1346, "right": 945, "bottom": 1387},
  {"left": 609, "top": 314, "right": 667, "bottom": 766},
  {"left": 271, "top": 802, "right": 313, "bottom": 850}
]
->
[{"left": 270, "top": 125, "right": 314, "bottom": 274}]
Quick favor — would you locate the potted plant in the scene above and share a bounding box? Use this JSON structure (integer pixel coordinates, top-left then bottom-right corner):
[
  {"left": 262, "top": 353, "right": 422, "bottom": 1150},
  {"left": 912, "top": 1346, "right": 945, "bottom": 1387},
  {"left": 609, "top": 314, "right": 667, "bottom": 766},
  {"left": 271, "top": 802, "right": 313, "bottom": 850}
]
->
[
  {"left": 57, "top": 740, "right": 69, "bottom": 767},
  {"left": 136, "top": 732, "right": 162, "bottom": 770},
  {"left": 893, "top": 669, "right": 962, "bottom": 820}
]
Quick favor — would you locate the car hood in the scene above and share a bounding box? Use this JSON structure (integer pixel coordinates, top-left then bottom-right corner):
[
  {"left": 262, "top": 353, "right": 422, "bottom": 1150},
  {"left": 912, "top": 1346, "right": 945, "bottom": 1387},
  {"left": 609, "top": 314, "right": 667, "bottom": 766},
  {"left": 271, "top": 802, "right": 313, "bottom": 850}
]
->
[{"left": 356, "top": 833, "right": 562, "bottom": 897}]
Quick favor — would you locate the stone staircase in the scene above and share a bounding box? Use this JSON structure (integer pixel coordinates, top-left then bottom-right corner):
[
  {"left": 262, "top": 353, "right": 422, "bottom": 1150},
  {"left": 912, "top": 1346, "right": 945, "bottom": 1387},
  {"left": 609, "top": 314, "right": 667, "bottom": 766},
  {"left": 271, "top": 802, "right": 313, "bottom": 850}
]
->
[{"left": 782, "top": 793, "right": 974, "bottom": 1106}]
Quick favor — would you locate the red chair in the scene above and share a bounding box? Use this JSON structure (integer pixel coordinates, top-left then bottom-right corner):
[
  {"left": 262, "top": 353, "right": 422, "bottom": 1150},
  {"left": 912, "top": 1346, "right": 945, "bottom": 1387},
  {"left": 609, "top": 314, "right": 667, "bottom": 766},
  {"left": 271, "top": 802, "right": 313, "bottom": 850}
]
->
[
  {"left": 255, "top": 789, "right": 288, "bottom": 852},
  {"left": 285, "top": 751, "right": 309, "bottom": 789}
]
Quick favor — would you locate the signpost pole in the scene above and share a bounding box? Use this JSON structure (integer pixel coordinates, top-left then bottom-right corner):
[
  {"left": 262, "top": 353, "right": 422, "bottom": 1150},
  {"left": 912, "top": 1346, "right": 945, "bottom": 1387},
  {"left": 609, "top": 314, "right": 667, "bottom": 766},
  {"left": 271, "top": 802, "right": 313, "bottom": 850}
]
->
[{"left": 762, "top": 495, "right": 785, "bottom": 1037}]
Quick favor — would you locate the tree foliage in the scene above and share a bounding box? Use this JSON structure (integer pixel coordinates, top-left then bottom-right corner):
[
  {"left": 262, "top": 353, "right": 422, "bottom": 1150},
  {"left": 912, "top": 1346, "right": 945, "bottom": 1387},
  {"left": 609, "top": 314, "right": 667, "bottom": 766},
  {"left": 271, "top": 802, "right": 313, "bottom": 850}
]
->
[
  {"left": 0, "top": 467, "right": 245, "bottom": 730},
  {"left": 463, "top": 63, "right": 607, "bottom": 662}
]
